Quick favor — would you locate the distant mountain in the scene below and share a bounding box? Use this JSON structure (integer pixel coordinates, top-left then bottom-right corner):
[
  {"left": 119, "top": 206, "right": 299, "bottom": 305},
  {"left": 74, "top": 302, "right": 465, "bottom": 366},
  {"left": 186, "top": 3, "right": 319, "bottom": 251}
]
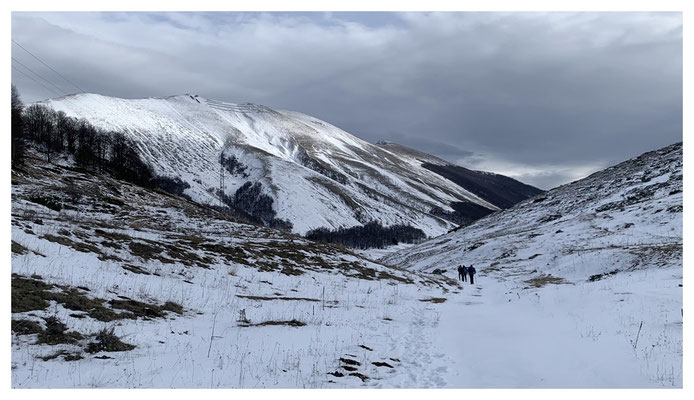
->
[
  {"left": 41, "top": 94, "right": 540, "bottom": 235},
  {"left": 376, "top": 141, "right": 544, "bottom": 218},
  {"left": 380, "top": 142, "right": 682, "bottom": 388},
  {"left": 383, "top": 142, "right": 682, "bottom": 280}
]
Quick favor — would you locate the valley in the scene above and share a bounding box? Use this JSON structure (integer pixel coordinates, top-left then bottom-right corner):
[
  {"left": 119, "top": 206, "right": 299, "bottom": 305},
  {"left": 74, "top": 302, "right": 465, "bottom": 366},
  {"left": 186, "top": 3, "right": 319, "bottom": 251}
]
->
[{"left": 11, "top": 142, "right": 682, "bottom": 387}]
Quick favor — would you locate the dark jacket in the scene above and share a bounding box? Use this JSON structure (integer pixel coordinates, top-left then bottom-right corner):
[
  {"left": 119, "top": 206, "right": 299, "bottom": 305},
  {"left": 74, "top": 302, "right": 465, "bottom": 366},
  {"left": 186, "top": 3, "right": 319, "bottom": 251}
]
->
[{"left": 468, "top": 266, "right": 476, "bottom": 275}]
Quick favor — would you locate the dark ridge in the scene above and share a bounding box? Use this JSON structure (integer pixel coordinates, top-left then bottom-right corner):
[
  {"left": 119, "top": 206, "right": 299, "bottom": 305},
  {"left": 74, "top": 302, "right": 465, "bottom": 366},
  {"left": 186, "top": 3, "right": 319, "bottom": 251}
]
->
[
  {"left": 430, "top": 201, "right": 495, "bottom": 226},
  {"left": 421, "top": 162, "right": 544, "bottom": 209}
]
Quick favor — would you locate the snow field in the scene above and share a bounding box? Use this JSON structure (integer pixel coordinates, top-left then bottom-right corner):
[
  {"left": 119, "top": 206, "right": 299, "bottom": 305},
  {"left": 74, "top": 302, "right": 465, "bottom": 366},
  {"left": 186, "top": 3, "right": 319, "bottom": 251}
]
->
[
  {"left": 429, "top": 267, "right": 681, "bottom": 387},
  {"left": 12, "top": 236, "right": 453, "bottom": 388}
]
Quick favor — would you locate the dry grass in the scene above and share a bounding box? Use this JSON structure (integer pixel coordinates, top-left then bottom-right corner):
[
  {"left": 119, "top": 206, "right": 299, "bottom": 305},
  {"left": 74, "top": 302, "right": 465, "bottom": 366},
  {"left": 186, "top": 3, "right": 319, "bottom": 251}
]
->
[
  {"left": 41, "top": 234, "right": 101, "bottom": 254},
  {"left": 236, "top": 295, "right": 320, "bottom": 302},
  {"left": 11, "top": 241, "right": 29, "bottom": 255},
  {"left": 419, "top": 297, "right": 447, "bottom": 304},
  {"left": 12, "top": 319, "right": 43, "bottom": 335},
  {"left": 238, "top": 319, "right": 307, "bottom": 327},
  {"left": 524, "top": 274, "right": 570, "bottom": 288},
  {"left": 37, "top": 316, "right": 83, "bottom": 345},
  {"left": 86, "top": 328, "right": 135, "bottom": 353},
  {"left": 12, "top": 274, "right": 184, "bottom": 322}
]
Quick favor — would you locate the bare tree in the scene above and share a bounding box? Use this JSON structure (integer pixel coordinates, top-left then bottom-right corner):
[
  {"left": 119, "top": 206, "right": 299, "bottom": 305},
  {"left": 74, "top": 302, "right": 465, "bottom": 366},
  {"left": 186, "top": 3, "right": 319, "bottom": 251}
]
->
[
  {"left": 23, "top": 104, "right": 55, "bottom": 162},
  {"left": 55, "top": 110, "right": 77, "bottom": 154},
  {"left": 11, "top": 85, "right": 25, "bottom": 167}
]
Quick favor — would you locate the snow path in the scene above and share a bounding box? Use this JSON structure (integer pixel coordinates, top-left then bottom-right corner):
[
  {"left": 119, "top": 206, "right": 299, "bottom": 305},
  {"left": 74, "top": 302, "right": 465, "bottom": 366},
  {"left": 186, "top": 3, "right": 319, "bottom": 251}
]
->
[
  {"left": 382, "top": 306, "right": 448, "bottom": 388},
  {"left": 392, "top": 268, "right": 681, "bottom": 388}
]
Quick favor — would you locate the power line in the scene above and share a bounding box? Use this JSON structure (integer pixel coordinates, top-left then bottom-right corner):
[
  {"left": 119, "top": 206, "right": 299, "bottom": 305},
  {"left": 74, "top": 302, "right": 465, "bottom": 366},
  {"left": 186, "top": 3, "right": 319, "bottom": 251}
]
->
[
  {"left": 12, "top": 56, "right": 70, "bottom": 96},
  {"left": 12, "top": 39, "right": 112, "bottom": 109},
  {"left": 12, "top": 65, "right": 65, "bottom": 99},
  {"left": 12, "top": 64, "right": 81, "bottom": 109},
  {"left": 12, "top": 39, "right": 86, "bottom": 94}
]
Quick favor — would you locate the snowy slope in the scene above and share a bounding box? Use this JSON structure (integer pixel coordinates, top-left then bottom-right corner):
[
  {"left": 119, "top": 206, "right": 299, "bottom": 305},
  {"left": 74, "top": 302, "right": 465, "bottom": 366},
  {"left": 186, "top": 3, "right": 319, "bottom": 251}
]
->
[
  {"left": 383, "top": 142, "right": 682, "bottom": 276},
  {"left": 382, "top": 142, "right": 683, "bottom": 386},
  {"left": 38, "top": 93, "right": 514, "bottom": 236},
  {"left": 11, "top": 143, "right": 682, "bottom": 388},
  {"left": 11, "top": 157, "right": 460, "bottom": 388}
]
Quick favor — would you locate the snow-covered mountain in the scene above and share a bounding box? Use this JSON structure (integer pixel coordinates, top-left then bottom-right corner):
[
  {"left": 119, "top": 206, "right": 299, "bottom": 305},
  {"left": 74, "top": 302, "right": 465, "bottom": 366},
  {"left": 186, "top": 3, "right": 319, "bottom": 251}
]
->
[
  {"left": 377, "top": 141, "right": 543, "bottom": 210},
  {"left": 380, "top": 143, "right": 682, "bottom": 386},
  {"left": 383, "top": 142, "right": 683, "bottom": 277},
  {"left": 39, "top": 94, "right": 540, "bottom": 235}
]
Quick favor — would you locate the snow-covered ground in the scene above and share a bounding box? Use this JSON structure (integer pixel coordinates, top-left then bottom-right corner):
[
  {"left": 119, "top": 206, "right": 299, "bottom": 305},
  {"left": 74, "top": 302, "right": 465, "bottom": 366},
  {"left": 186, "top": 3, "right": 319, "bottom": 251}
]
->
[
  {"left": 382, "top": 142, "right": 683, "bottom": 387},
  {"left": 12, "top": 243, "right": 681, "bottom": 388},
  {"left": 353, "top": 243, "right": 417, "bottom": 261},
  {"left": 10, "top": 159, "right": 456, "bottom": 388},
  {"left": 11, "top": 143, "right": 682, "bottom": 388},
  {"left": 427, "top": 267, "right": 681, "bottom": 387}
]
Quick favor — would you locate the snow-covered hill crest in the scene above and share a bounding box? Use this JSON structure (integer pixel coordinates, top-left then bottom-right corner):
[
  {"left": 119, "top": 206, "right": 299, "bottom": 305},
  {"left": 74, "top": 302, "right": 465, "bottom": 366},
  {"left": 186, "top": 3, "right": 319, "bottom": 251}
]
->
[
  {"left": 39, "top": 93, "right": 537, "bottom": 235},
  {"left": 381, "top": 142, "right": 682, "bottom": 387},
  {"left": 383, "top": 142, "right": 682, "bottom": 279}
]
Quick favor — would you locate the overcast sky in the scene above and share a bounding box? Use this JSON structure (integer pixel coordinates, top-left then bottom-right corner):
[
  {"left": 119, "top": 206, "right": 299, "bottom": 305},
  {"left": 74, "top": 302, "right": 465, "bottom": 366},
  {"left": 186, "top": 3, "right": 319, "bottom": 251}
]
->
[{"left": 11, "top": 12, "right": 682, "bottom": 189}]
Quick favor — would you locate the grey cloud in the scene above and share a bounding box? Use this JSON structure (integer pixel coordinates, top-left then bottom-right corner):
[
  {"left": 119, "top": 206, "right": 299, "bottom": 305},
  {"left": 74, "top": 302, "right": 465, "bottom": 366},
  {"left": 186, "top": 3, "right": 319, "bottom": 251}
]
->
[{"left": 11, "top": 12, "right": 682, "bottom": 189}]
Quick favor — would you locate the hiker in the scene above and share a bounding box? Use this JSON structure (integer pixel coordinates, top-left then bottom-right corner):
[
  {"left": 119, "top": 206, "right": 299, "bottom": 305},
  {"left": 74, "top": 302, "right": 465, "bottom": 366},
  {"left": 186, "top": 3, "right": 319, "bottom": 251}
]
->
[
  {"left": 461, "top": 265, "right": 468, "bottom": 282},
  {"left": 468, "top": 265, "right": 476, "bottom": 284},
  {"left": 457, "top": 265, "right": 465, "bottom": 281}
]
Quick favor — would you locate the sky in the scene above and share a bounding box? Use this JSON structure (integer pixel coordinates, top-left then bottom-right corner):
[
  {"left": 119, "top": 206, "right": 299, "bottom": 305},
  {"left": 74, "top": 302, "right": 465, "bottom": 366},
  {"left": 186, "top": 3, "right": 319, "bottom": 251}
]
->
[{"left": 10, "top": 11, "right": 682, "bottom": 189}]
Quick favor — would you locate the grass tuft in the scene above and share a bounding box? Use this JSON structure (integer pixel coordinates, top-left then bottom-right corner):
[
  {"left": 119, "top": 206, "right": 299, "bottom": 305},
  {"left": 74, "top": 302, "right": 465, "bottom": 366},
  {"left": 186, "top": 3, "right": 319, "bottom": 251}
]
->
[
  {"left": 11, "top": 241, "right": 29, "bottom": 255},
  {"left": 12, "top": 319, "right": 43, "bottom": 335},
  {"left": 524, "top": 274, "right": 570, "bottom": 288},
  {"left": 161, "top": 301, "right": 184, "bottom": 315},
  {"left": 86, "top": 328, "right": 135, "bottom": 353},
  {"left": 240, "top": 319, "right": 306, "bottom": 328},
  {"left": 37, "top": 316, "right": 83, "bottom": 345},
  {"left": 419, "top": 297, "right": 447, "bottom": 303}
]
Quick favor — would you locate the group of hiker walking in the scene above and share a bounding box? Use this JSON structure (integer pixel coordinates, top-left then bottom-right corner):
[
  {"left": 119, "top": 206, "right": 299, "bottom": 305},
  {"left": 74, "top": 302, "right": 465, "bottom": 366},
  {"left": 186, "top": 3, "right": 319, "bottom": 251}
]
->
[{"left": 457, "top": 264, "right": 476, "bottom": 284}]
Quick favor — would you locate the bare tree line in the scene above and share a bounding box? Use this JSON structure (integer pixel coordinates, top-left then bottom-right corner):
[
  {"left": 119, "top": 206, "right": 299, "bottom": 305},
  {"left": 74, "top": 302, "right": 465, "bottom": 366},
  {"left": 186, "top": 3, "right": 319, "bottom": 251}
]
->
[{"left": 11, "top": 85, "right": 154, "bottom": 187}]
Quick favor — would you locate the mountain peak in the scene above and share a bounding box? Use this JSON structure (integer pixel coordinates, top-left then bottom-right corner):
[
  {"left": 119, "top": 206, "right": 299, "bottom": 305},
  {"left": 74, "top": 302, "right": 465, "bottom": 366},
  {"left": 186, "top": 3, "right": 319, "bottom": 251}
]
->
[{"left": 40, "top": 93, "right": 542, "bottom": 235}]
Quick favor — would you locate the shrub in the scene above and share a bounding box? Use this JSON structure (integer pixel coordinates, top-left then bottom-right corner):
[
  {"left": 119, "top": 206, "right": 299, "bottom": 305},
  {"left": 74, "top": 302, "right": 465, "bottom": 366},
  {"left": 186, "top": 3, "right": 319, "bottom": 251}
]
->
[
  {"left": 153, "top": 176, "right": 190, "bottom": 197},
  {"left": 86, "top": 328, "right": 135, "bottom": 353},
  {"left": 27, "top": 194, "right": 62, "bottom": 212},
  {"left": 220, "top": 153, "right": 248, "bottom": 177}
]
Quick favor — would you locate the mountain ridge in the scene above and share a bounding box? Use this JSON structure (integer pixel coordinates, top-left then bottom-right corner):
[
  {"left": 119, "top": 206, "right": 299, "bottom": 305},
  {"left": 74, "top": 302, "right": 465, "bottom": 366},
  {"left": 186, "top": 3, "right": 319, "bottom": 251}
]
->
[
  {"left": 39, "top": 93, "right": 541, "bottom": 236},
  {"left": 383, "top": 141, "right": 682, "bottom": 278}
]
